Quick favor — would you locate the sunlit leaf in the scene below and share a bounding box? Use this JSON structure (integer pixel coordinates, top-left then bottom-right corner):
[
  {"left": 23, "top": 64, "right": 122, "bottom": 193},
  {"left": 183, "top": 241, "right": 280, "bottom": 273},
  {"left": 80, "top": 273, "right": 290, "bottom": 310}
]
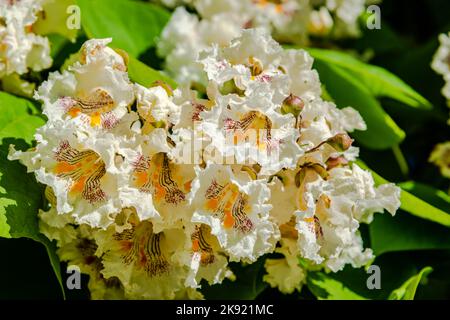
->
[
  {"left": 308, "top": 48, "right": 432, "bottom": 109},
  {"left": 389, "top": 266, "right": 433, "bottom": 300},
  {"left": 0, "top": 92, "right": 64, "bottom": 298},
  {"left": 77, "top": 0, "right": 170, "bottom": 57}
]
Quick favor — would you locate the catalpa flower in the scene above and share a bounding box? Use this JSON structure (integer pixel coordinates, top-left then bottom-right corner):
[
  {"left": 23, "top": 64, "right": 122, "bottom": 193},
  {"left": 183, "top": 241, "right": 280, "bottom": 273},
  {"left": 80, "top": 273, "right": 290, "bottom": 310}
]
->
[
  {"left": 135, "top": 83, "right": 181, "bottom": 133},
  {"left": 431, "top": 32, "right": 450, "bottom": 103},
  {"left": 182, "top": 223, "right": 232, "bottom": 288},
  {"left": 429, "top": 142, "right": 450, "bottom": 179},
  {"left": 121, "top": 149, "right": 196, "bottom": 232},
  {"left": 200, "top": 93, "right": 303, "bottom": 175},
  {"left": 295, "top": 163, "right": 400, "bottom": 271},
  {"left": 263, "top": 237, "right": 306, "bottom": 294},
  {"left": 157, "top": 7, "right": 243, "bottom": 86},
  {"left": 0, "top": 0, "right": 52, "bottom": 75},
  {"left": 199, "top": 28, "right": 321, "bottom": 103},
  {"left": 9, "top": 121, "right": 127, "bottom": 228},
  {"left": 157, "top": 0, "right": 377, "bottom": 86},
  {"left": 36, "top": 38, "right": 134, "bottom": 131},
  {"left": 94, "top": 211, "right": 195, "bottom": 299},
  {"left": 57, "top": 227, "right": 126, "bottom": 300},
  {"left": 189, "top": 164, "right": 279, "bottom": 263}
]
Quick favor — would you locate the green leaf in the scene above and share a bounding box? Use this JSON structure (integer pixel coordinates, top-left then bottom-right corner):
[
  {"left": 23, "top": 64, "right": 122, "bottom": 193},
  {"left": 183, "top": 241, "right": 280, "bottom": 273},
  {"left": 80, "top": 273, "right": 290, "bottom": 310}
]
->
[
  {"left": 314, "top": 60, "right": 405, "bottom": 149},
  {"left": 389, "top": 267, "right": 433, "bottom": 300},
  {"left": 307, "top": 48, "right": 432, "bottom": 110},
  {"left": 307, "top": 272, "right": 367, "bottom": 300},
  {"left": 399, "top": 181, "right": 450, "bottom": 214},
  {"left": 0, "top": 92, "right": 43, "bottom": 144},
  {"left": 369, "top": 211, "right": 450, "bottom": 255},
  {"left": 309, "top": 251, "right": 446, "bottom": 300},
  {"left": 0, "top": 92, "right": 65, "bottom": 298},
  {"left": 48, "top": 34, "right": 71, "bottom": 59},
  {"left": 357, "top": 161, "right": 450, "bottom": 227},
  {"left": 33, "top": 0, "right": 78, "bottom": 42},
  {"left": 128, "top": 56, "right": 177, "bottom": 88},
  {"left": 77, "top": 0, "right": 170, "bottom": 57},
  {"left": 201, "top": 258, "right": 268, "bottom": 299}
]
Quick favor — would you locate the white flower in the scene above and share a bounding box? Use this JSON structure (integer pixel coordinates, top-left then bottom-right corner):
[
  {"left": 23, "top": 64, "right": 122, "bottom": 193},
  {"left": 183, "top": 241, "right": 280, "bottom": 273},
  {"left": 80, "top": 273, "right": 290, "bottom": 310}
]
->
[
  {"left": 135, "top": 83, "right": 181, "bottom": 132},
  {"left": 431, "top": 32, "right": 450, "bottom": 102},
  {"left": 308, "top": 7, "right": 334, "bottom": 36},
  {"left": 94, "top": 212, "right": 193, "bottom": 299},
  {"left": 326, "top": 0, "right": 366, "bottom": 37},
  {"left": 189, "top": 164, "right": 279, "bottom": 263},
  {"left": 119, "top": 147, "right": 196, "bottom": 232},
  {"left": 35, "top": 38, "right": 134, "bottom": 131},
  {"left": 9, "top": 120, "right": 142, "bottom": 229},
  {"left": 158, "top": 7, "right": 242, "bottom": 85},
  {"left": 0, "top": 0, "right": 52, "bottom": 78},
  {"left": 157, "top": 0, "right": 375, "bottom": 86},
  {"left": 294, "top": 163, "right": 400, "bottom": 271},
  {"left": 182, "top": 223, "right": 232, "bottom": 288},
  {"left": 429, "top": 141, "right": 450, "bottom": 179},
  {"left": 200, "top": 93, "right": 303, "bottom": 175},
  {"left": 263, "top": 238, "right": 306, "bottom": 294}
]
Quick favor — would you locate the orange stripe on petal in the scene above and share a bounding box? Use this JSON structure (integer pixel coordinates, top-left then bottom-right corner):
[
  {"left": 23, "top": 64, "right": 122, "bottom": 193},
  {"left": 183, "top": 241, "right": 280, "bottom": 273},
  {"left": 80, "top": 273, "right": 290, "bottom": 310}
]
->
[
  {"left": 54, "top": 161, "right": 79, "bottom": 174},
  {"left": 135, "top": 171, "right": 149, "bottom": 188},
  {"left": 68, "top": 107, "right": 81, "bottom": 118},
  {"left": 192, "top": 239, "right": 200, "bottom": 252},
  {"left": 70, "top": 176, "right": 87, "bottom": 194},
  {"left": 223, "top": 211, "right": 235, "bottom": 229},
  {"left": 206, "top": 199, "right": 219, "bottom": 211}
]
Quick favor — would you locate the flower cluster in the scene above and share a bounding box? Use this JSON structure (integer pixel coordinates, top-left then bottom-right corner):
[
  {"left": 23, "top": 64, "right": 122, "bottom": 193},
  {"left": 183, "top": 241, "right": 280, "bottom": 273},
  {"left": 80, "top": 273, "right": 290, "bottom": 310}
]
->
[
  {"left": 157, "top": 0, "right": 377, "bottom": 85},
  {"left": 9, "top": 30, "right": 400, "bottom": 299},
  {"left": 430, "top": 32, "right": 450, "bottom": 181},
  {"left": 0, "top": 0, "right": 52, "bottom": 95},
  {"left": 432, "top": 32, "right": 450, "bottom": 106}
]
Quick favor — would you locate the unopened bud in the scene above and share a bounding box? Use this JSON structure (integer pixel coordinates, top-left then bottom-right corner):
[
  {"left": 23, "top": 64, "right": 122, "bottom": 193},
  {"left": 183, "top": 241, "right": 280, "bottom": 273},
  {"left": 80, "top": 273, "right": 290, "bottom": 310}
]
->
[
  {"left": 326, "top": 156, "right": 349, "bottom": 170},
  {"left": 281, "top": 94, "right": 304, "bottom": 117},
  {"left": 325, "top": 133, "right": 353, "bottom": 152}
]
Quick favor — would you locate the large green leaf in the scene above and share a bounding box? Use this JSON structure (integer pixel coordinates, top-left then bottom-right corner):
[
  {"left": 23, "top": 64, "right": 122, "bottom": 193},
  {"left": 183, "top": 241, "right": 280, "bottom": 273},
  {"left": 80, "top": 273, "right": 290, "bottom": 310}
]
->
[
  {"left": 357, "top": 161, "right": 450, "bottom": 227},
  {"left": 128, "top": 56, "right": 177, "bottom": 88},
  {"left": 0, "top": 92, "right": 43, "bottom": 144},
  {"left": 389, "top": 267, "right": 433, "bottom": 300},
  {"left": 307, "top": 272, "right": 367, "bottom": 300},
  {"left": 399, "top": 181, "right": 450, "bottom": 215},
  {"left": 308, "top": 48, "right": 432, "bottom": 110},
  {"left": 314, "top": 60, "right": 405, "bottom": 149},
  {"left": 308, "top": 251, "right": 446, "bottom": 300},
  {"left": 77, "top": 0, "right": 170, "bottom": 57},
  {"left": 0, "top": 92, "right": 64, "bottom": 298},
  {"left": 370, "top": 211, "right": 450, "bottom": 255}
]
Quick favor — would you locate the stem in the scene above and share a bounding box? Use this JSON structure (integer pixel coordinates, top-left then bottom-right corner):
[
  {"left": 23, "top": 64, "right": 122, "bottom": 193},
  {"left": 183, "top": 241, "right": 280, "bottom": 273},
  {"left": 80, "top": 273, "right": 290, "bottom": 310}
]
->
[{"left": 392, "top": 144, "right": 409, "bottom": 178}]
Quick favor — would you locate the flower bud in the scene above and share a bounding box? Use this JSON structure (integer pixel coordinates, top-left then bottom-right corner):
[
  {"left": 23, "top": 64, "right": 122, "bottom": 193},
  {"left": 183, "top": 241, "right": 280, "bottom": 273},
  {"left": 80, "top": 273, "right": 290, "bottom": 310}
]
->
[
  {"left": 281, "top": 94, "right": 304, "bottom": 117},
  {"left": 325, "top": 133, "right": 353, "bottom": 152},
  {"left": 326, "top": 156, "right": 349, "bottom": 170}
]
